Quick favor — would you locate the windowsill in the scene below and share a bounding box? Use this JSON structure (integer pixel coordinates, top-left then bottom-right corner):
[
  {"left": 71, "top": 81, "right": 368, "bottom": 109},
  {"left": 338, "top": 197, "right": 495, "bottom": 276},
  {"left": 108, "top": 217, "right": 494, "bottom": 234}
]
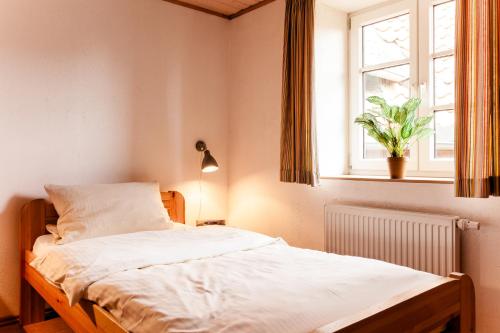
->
[{"left": 321, "top": 175, "right": 454, "bottom": 184}]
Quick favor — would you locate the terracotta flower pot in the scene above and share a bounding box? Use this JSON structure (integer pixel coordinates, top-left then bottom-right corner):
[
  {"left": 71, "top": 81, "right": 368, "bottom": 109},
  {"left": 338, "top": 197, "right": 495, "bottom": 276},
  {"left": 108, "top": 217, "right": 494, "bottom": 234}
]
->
[{"left": 387, "top": 157, "right": 407, "bottom": 179}]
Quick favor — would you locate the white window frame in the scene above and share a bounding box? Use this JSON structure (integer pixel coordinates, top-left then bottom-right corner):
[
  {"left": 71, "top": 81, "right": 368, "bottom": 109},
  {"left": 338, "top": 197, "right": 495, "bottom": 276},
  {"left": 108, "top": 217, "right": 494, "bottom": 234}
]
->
[
  {"left": 349, "top": 0, "right": 455, "bottom": 177},
  {"left": 418, "top": 0, "right": 455, "bottom": 173}
]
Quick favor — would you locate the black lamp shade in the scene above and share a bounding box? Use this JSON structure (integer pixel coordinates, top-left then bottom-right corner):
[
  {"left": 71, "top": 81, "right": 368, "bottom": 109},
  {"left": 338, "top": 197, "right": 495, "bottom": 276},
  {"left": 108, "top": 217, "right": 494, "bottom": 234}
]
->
[{"left": 202, "top": 150, "right": 219, "bottom": 173}]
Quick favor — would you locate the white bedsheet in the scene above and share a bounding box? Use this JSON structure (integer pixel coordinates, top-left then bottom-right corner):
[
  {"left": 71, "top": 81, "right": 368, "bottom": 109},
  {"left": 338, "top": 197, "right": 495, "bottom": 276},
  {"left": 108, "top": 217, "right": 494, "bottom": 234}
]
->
[
  {"left": 32, "top": 222, "right": 192, "bottom": 257},
  {"left": 31, "top": 227, "right": 443, "bottom": 333},
  {"left": 32, "top": 234, "right": 58, "bottom": 257}
]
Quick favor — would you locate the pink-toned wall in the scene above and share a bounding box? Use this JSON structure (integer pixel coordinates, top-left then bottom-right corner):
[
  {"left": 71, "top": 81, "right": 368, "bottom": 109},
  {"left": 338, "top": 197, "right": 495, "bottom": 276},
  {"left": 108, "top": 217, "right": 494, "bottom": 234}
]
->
[
  {"left": 0, "top": 0, "right": 228, "bottom": 318},
  {"left": 227, "top": 1, "right": 500, "bottom": 332},
  {"left": 2, "top": 0, "right": 499, "bottom": 330}
]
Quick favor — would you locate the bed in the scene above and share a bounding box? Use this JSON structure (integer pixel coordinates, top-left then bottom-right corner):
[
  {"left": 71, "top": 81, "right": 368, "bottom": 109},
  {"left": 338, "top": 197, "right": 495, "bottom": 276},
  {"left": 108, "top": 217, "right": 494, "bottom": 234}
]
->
[{"left": 19, "top": 191, "right": 475, "bottom": 333}]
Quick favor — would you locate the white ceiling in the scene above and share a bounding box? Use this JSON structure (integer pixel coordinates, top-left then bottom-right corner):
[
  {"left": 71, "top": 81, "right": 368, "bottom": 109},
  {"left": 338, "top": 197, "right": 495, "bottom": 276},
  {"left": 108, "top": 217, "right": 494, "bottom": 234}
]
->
[{"left": 320, "top": 0, "right": 390, "bottom": 13}]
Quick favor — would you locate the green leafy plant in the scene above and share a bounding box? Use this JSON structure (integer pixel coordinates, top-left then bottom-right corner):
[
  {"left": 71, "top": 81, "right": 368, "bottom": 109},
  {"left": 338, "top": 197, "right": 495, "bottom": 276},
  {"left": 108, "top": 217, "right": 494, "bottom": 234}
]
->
[{"left": 354, "top": 96, "right": 434, "bottom": 158}]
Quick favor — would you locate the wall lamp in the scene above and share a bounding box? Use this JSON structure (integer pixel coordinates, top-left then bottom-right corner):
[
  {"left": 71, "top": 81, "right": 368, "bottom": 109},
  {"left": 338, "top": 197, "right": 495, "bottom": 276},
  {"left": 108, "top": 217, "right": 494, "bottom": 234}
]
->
[{"left": 195, "top": 141, "right": 219, "bottom": 173}]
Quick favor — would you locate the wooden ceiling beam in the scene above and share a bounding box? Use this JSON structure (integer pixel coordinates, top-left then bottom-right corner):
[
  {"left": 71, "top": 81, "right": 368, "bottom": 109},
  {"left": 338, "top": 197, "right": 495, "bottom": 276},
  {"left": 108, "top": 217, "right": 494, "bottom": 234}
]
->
[
  {"left": 161, "top": 0, "right": 229, "bottom": 19},
  {"left": 161, "top": 0, "right": 277, "bottom": 20},
  {"left": 228, "top": 0, "right": 276, "bottom": 20}
]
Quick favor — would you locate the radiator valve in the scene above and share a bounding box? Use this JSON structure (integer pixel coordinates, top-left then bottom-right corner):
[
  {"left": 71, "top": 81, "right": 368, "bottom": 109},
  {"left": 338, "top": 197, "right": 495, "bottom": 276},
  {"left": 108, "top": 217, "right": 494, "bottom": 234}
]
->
[{"left": 456, "top": 218, "right": 480, "bottom": 231}]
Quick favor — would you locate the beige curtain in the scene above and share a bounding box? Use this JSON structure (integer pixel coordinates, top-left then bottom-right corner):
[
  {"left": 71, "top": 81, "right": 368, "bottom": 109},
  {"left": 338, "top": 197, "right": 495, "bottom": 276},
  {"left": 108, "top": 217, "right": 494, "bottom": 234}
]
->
[
  {"left": 280, "top": 0, "right": 318, "bottom": 186},
  {"left": 455, "top": 0, "right": 500, "bottom": 197}
]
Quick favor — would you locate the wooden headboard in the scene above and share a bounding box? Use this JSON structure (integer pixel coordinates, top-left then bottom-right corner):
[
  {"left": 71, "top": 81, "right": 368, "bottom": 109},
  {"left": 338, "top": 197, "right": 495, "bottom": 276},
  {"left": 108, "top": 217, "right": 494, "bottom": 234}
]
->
[{"left": 20, "top": 191, "right": 185, "bottom": 252}]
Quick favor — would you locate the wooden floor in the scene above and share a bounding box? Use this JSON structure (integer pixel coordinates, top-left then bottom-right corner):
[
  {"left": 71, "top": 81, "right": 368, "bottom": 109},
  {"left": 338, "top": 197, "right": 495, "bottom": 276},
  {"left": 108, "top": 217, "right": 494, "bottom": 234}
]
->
[
  {"left": 0, "top": 319, "right": 73, "bottom": 333},
  {"left": 0, "top": 324, "right": 21, "bottom": 333}
]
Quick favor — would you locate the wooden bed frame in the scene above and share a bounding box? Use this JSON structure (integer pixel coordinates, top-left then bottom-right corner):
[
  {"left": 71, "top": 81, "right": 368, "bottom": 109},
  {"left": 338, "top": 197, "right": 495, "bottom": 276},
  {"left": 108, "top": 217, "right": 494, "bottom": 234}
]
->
[{"left": 19, "top": 191, "right": 475, "bottom": 333}]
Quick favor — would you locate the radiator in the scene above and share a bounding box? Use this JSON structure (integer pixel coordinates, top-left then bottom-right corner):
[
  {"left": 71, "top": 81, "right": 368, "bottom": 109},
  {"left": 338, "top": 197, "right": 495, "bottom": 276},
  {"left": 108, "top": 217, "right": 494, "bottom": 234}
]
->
[{"left": 324, "top": 204, "right": 460, "bottom": 276}]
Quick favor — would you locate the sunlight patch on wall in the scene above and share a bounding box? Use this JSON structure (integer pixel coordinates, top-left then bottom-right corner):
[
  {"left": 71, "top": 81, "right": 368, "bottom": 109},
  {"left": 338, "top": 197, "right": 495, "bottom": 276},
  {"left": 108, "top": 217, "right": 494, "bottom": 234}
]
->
[{"left": 314, "top": 3, "right": 349, "bottom": 176}]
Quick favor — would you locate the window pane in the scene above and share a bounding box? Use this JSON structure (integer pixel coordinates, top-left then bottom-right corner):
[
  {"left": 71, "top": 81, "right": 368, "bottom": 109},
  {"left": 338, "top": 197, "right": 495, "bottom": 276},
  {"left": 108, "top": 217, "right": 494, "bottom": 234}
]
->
[
  {"left": 434, "top": 1, "right": 456, "bottom": 53},
  {"left": 364, "top": 135, "right": 388, "bottom": 159},
  {"left": 363, "top": 64, "right": 410, "bottom": 159},
  {"left": 363, "top": 14, "right": 410, "bottom": 67},
  {"left": 434, "top": 110, "right": 454, "bottom": 159},
  {"left": 364, "top": 135, "right": 411, "bottom": 159},
  {"left": 434, "top": 56, "right": 455, "bottom": 106},
  {"left": 363, "top": 64, "right": 410, "bottom": 109}
]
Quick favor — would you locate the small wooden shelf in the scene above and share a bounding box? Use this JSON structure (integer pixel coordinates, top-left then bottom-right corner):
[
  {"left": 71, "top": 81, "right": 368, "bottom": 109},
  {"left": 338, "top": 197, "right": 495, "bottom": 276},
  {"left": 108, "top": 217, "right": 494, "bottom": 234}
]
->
[
  {"left": 196, "top": 219, "right": 226, "bottom": 226},
  {"left": 24, "top": 318, "right": 72, "bottom": 333}
]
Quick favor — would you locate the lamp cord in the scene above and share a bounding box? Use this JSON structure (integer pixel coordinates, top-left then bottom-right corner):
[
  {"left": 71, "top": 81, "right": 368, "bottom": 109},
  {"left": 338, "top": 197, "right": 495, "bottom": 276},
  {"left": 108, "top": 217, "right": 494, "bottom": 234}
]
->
[{"left": 197, "top": 153, "right": 203, "bottom": 221}]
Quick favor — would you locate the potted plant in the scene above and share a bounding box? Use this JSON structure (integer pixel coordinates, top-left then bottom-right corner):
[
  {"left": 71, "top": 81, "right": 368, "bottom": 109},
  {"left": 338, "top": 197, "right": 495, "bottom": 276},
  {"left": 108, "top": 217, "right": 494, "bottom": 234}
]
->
[{"left": 354, "top": 96, "right": 434, "bottom": 179}]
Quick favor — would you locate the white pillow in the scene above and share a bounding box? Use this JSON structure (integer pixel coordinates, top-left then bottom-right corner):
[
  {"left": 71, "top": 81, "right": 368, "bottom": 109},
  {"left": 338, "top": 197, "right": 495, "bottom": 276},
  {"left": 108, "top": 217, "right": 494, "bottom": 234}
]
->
[{"left": 45, "top": 182, "right": 171, "bottom": 244}]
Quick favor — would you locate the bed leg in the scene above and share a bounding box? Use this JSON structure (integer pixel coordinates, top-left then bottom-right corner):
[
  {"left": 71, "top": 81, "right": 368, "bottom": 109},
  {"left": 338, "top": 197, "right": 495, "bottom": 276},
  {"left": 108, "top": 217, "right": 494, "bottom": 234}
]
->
[
  {"left": 20, "top": 278, "right": 45, "bottom": 326},
  {"left": 449, "top": 273, "right": 475, "bottom": 333}
]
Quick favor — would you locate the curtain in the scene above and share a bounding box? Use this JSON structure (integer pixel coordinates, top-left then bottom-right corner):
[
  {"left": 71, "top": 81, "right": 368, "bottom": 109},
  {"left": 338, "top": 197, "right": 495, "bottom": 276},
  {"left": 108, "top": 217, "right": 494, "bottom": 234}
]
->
[
  {"left": 280, "top": 0, "right": 318, "bottom": 186},
  {"left": 455, "top": 0, "right": 500, "bottom": 197}
]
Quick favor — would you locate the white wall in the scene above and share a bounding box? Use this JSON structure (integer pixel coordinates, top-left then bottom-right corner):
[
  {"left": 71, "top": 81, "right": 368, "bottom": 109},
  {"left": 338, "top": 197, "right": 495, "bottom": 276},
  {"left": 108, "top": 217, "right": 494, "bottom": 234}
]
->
[
  {"left": 0, "top": 0, "right": 228, "bottom": 317},
  {"left": 227, "top": 1, "right": 500, "bottom": 332}
]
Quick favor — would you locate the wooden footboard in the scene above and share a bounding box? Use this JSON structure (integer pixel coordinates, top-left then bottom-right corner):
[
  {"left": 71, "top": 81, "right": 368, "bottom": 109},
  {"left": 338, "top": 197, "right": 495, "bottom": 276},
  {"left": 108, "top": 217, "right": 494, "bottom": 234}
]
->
[{"left": 317, "top": 272, "right": 475, "bottom": 333}]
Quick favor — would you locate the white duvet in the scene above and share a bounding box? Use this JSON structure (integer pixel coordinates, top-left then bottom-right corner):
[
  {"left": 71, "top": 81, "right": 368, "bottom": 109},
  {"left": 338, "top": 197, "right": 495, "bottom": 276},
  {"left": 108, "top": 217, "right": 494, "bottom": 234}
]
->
[{"left": 31, "top": 227, "right": 443, "bottom": 333}]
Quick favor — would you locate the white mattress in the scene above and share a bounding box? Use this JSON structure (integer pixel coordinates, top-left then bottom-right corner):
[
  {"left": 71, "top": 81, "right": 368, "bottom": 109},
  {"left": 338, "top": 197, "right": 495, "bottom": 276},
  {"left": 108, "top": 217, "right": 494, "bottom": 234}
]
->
[{"left": 31, "top": 226, "right": 443, "bottom": 333}]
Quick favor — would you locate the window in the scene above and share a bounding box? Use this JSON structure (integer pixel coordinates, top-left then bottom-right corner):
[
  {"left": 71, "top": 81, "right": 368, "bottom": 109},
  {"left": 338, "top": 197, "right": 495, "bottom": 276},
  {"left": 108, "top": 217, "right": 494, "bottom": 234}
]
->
[{"left": 349, "top": 0, "right": 455, "bottom": 177}]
